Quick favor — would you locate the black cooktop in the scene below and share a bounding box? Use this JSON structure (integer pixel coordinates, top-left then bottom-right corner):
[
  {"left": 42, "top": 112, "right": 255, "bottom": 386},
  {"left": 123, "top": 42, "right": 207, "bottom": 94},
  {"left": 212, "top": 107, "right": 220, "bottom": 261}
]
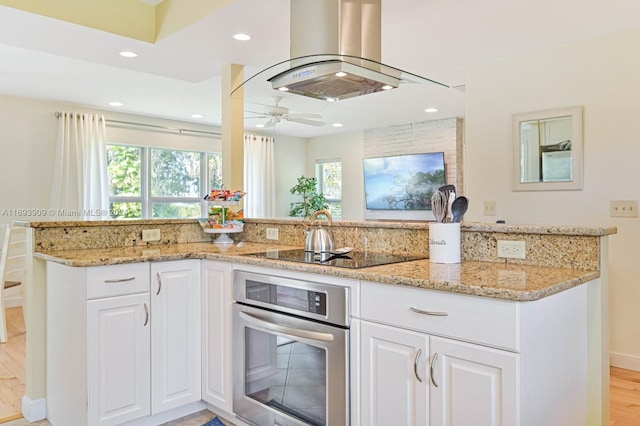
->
[{"left": 243, "top": 249, "right": 425, "bottom": 269}]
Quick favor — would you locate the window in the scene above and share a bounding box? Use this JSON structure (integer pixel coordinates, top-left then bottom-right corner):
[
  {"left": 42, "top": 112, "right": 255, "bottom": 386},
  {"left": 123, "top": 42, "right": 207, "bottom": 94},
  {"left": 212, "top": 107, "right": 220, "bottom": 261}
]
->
[
  {"left": 316, "top": 159, "right": 342, "bottom": 219},
  {"left": 107, "top": 145, "right": 222, "bottom": 219}
]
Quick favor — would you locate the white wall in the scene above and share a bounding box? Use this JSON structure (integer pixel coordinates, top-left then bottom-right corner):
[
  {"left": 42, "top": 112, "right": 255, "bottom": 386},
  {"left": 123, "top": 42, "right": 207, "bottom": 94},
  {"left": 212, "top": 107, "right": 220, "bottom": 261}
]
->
[
  {"left": 464, "top": 28, "right": 640, "bottom": 370},
  {"left": 307, "top": 130, "right": 365, "bottom": 220},
  {"left": 272, "top": 133, "right": 308, "bottom": 217}
]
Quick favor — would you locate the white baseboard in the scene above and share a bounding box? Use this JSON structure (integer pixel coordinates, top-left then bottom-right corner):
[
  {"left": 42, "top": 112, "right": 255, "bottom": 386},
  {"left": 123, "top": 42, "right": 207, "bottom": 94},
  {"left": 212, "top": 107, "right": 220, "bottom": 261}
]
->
[
  {"left": 22, "top": 395, "right": 46, "bottom": 422},
  {"left": 610, "top": 351, "right": 640, "bottom": 372},
  {"left": 125, "top": 401, "right": 206, "bottom": 426}
]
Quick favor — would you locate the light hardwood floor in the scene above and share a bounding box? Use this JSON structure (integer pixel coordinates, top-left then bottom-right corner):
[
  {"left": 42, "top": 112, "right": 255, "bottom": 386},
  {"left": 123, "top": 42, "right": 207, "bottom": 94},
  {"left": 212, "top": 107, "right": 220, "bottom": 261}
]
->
[{"left": 0, "top": 306, "right": 639, "bottom": 425}]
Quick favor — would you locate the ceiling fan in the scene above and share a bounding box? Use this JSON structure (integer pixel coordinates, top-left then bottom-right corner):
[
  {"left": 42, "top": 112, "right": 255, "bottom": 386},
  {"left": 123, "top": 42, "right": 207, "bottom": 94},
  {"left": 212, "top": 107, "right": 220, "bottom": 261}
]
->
[{"left": 246, "top": 96, "right": 325, "bottom": 128}]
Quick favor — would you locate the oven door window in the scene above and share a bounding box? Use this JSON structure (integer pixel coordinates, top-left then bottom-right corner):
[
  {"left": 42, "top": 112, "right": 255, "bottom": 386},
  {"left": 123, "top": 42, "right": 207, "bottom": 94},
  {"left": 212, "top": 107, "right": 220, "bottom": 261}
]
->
[{"left": 245, "top": 328, "right": 327, "bottom": 426}]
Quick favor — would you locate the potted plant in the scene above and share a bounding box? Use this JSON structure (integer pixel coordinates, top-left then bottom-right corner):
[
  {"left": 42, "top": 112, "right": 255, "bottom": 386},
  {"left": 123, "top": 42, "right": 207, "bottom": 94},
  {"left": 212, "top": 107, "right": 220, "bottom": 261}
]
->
[{"left": 289, "top": 175, "right": 329, "bottom": 218}]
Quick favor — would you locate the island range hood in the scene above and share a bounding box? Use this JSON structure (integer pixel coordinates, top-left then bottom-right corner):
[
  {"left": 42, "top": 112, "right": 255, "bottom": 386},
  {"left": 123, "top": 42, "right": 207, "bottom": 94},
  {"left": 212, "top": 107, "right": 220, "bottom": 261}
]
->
[{"left": 268, "top": 0, "right": 404, "bottom": 101}]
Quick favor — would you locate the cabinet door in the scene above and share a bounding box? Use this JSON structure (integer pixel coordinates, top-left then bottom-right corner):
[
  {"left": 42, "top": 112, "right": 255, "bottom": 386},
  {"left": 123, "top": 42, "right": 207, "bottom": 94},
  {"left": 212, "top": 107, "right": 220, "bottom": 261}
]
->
[
  {"left": 87, "top": 293, "right": 151, "bottom": 426},
  {"left": 201, "top": 260, "right": 233, "bottom": 412},
  {"left": 361, "top": 321, "right": 429, "bottom": 426},
  {"left": 151, "top": 260, "right": 202, "bottom": 414},
  {"left": 430, "top": 336, "right": 518, "bottom": 426}
]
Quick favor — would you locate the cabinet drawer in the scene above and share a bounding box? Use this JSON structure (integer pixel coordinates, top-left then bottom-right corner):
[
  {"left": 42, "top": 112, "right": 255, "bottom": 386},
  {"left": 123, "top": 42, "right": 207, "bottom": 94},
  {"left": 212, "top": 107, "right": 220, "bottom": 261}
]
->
[
  {"left": 87, "top": 263, "right": 150, "bottom": 299},
  {"left": 360, "top": 281, "right": 519, "bottom": 351}
]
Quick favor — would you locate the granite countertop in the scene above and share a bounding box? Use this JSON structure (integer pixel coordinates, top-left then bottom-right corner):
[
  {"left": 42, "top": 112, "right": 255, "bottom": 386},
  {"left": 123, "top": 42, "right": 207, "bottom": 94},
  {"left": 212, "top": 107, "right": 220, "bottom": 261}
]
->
[{"left": 34, "top": 241, "right": 600, "bottom": 302}]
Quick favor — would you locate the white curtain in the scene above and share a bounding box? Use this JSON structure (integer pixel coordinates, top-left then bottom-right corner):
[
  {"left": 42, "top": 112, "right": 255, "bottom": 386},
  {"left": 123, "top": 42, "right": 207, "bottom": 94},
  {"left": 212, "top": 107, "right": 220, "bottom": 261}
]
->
[
  {"left": 243, "top": 134, "right": 276, "bottom": 218},
  {"left": 50, "top": 112, "right": 110, "bottom": 220}
]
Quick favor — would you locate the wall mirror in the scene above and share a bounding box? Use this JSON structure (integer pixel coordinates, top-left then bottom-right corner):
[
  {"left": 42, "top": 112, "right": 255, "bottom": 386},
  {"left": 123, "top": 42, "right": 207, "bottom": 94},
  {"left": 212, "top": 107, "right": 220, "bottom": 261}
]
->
[{"left": 513, "top": 106, "right": 583, "bottom": 191}]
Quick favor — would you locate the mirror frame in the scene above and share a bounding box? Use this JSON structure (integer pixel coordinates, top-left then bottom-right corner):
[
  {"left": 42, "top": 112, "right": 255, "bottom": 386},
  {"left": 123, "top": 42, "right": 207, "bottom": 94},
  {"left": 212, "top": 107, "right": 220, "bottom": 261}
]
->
[{"left": 512, "top": 106, "right": 583, "bottom": 191}]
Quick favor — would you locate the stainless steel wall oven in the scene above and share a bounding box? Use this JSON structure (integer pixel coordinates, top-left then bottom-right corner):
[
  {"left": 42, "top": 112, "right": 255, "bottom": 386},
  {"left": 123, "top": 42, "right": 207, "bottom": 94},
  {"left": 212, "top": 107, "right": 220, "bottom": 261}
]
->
[{"left": 233, "top": 271, "right": 350, "bottom": 426}]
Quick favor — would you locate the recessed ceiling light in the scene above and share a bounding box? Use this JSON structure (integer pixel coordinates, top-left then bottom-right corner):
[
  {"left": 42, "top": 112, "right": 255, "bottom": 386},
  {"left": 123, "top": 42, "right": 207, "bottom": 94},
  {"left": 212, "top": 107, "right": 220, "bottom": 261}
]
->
[
  {"left": 325, "top": 97, "right": 337, "bottom": 102},
  {"left": 256, "top": 124, "right": 265, "bottom": 128},
  {"left": 278, "top": 87, "right": 289, "bottom": 92},
  {"left": 332, "top": 123, "right": 343, "bottom": 128},
  {"left": 232, "top": 33, "right": 251, "bottom": 41},
  {"left": 108, "top": 101, "right": 124, "bottom": 107},
  {"left": 191, "top": 114, "right": 204, "bottom": 119},
  {"left": 424, "top": 108, "right": 439, "bottom": 113},
  {"left": 119, "top": 51, "right": 137, "bottom": 58},
  {"left": 335, "top": 71, "right": 347, "bottom": 77},
  {"left": 382, "top": 85, "right": 394, "bottom": 90}
]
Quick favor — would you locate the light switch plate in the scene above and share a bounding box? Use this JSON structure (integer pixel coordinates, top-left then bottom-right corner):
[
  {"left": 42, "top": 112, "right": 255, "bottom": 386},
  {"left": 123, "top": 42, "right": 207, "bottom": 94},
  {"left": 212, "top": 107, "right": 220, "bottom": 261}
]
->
[
  {"left": 610, "top": 200, "right": 638, "bottom": 218},
  {"left": 484, "top": 201, "right": 497, "bottom": 216}
]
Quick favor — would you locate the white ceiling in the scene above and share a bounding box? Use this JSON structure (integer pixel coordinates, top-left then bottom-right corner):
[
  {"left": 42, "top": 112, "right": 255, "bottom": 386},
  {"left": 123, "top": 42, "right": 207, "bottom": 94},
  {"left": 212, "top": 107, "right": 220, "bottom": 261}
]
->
[{"left": 1, "top": 0, "right": 640, "bottom": 138}]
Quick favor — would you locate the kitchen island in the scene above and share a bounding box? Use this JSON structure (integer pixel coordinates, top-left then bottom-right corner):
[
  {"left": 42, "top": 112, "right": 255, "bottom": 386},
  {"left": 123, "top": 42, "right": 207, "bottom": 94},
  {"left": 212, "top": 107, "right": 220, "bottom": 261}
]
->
[{"left": 19, "top": 218, "right": 615, "bottom": 425}]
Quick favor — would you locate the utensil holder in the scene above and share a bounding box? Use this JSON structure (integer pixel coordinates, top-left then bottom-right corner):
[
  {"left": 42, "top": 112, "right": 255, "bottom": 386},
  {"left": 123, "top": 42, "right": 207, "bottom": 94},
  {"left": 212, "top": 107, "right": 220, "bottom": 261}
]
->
[{"left": 428, "top": 222, "right": 461, "bottom": 263}]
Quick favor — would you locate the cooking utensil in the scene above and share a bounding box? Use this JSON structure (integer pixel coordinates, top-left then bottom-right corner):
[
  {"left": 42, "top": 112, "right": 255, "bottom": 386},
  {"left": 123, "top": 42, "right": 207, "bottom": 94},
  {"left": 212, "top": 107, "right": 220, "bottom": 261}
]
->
[
  {"left": 431, "top": 191, "right": 447, "bottom": 222},
  {"left": 437, "top": 185, "right": 456, "bottom": 222},
  {"left": 451, "top": 196, "right": 469, "bottom": 223},
  {"left": 304, "top": 209, "right": 335, "bottom": 253}
]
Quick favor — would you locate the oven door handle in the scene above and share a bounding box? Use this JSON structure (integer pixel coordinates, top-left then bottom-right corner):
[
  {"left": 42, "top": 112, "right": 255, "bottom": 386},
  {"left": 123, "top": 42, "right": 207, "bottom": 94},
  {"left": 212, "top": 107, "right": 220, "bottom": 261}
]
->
[{"left": 239, "top": 311, "right": 335, "bottom": 342}]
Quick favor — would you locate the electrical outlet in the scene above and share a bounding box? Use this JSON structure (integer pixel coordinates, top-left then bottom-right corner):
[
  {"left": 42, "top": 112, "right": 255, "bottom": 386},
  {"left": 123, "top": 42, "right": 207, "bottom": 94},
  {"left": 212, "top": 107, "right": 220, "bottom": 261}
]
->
[
  {"left": 497, "top": 240, "right": 526, "bottom": 259},
  {"left": 484, "top": 201, "right": 497, "bottom": 216},
  {"left": 142, "top": 229, "right": 161, "bottom": 242},
  {"left": 610, "top": 200, "right": 638, "bottom": 218},
  {"left": 266, "top": 228, "right": 279, "bottom": 240}
]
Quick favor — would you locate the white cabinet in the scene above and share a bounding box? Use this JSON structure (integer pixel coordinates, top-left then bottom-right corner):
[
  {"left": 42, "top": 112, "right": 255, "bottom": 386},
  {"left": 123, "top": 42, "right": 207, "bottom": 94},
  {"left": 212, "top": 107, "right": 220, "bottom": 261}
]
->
[
  {"left": 201, "top": 260, "right": 233, "bottom": 412},
  {"left": 429, "top": 336, "right": 517, "bottom": 426},
  {"left": 360, "top": 321, "right": 429, "bottom": 426},
  {"left": 46, "top": 260, "right": 202, "bottom": 426},
  {"left": 151, "top": 260, "right": 202, "bottom": 413},
  {"left": 87, "top": 293, "right": 151, "bottom": 426},
  {"left": 358, "top": 280, "right": 590, "bottom": 426}
]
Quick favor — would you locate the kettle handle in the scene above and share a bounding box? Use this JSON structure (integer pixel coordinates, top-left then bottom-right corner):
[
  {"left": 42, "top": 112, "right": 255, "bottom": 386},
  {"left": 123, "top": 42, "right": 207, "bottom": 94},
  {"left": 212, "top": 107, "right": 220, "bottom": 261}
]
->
[{"left": 310, "top": 209, "right": 332, "bottom": 226}]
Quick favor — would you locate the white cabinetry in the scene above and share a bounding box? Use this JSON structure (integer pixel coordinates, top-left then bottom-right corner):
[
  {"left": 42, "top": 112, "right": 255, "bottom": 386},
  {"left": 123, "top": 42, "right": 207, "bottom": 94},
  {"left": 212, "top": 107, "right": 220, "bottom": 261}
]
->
[
  {"left": 360, "top": 321, "right": 429, "bottom": 425},
  {"left": 87, "top": 293, "right": 151, "bottom": 425},
  {"left": 358, "top": 280, "right": 589, "bottom": 426},
  {"left": 201, "top": 260, "right": 233, "bottom": 412},
  {"left": 151, "top": 260, "right": 201, "bottom": 413},
  {"left": 47, "top": 260, "right": 202, "bottom": 426}
]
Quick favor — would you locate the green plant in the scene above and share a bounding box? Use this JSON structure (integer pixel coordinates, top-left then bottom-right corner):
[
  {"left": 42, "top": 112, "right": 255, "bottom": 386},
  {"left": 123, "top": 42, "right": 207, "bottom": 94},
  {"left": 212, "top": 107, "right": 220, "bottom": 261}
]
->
[{"left": 289, "top": 175, "right": 328, "bottom": 218}]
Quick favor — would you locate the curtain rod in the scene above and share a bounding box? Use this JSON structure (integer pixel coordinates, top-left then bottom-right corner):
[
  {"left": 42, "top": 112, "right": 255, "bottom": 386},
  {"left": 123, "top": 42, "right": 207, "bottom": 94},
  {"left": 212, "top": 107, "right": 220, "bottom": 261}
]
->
[{"left": 54, "top": 112, "right": 222, "bottom": 137}]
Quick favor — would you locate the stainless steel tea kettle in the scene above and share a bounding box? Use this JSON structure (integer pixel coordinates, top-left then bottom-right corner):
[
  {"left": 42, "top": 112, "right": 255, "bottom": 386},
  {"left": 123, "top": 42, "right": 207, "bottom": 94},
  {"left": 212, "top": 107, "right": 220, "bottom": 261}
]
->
[{"left": 304, "top": 209, "right": 335, "bottom": 253}]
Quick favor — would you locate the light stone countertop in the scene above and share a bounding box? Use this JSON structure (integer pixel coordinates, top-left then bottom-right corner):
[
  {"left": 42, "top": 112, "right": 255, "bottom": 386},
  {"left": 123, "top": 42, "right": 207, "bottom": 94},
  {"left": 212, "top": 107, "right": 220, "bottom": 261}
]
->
[{"left": 33, "top": 241, "right": 600, "bottom": 302}]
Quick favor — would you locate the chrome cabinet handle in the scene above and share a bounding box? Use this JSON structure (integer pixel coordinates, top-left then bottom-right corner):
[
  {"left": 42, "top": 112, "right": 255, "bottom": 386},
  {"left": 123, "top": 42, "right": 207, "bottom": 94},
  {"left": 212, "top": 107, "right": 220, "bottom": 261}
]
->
[
  {"left": 410, "top": 306, "right": 449, "bottom": 316},
  {"left": 104, "top": 277, "right": 135, "bottom": 284},
  {"left": 156, "top": 272, "right": 162, "bottom": 295},
  {"left": 430, "top": 352, "right": 439, "bottom": 387},
  {"left": 239, "top": 311, "right": 334, "bottom": 342},
  {"left": 143, "top": 303, "right": 149, "bottom": 326},
  {"left": 414, "top": 348, "right": 424, "bottom": 383}
]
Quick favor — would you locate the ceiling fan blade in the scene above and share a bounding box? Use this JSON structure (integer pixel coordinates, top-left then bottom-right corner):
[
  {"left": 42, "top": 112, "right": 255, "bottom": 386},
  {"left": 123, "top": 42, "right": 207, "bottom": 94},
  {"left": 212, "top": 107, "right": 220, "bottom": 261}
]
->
[
  {"left": 287, "top": 112, "right": 323, "bottom": 119},
  {"left": 287, "top": 117, "right": 325, "bottom": 127},
  {"left": 245, "top": 110, "right": 269, "bottom": 116}
]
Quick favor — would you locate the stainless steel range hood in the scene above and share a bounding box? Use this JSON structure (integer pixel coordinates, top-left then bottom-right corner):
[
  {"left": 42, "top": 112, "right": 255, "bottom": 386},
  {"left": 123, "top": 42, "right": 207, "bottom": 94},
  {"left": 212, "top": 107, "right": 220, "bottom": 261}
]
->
[{"left": 268, "top": 0, "right": 403, "bottom": 101}]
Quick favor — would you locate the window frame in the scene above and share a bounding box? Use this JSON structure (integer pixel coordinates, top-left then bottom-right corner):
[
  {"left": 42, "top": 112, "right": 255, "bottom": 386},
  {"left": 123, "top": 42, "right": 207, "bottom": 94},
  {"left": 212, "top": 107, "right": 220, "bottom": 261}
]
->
[
  {"left": 107, "top": 144, "right": 220, "bottom": 219},
  {"left": 315, "top": 158, "right": 343, "bottom": 220}
]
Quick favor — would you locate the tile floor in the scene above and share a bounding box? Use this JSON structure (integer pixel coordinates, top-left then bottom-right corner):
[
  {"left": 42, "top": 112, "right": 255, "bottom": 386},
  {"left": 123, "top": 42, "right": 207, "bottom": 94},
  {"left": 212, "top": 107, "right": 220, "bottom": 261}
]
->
[{"left": 0, "top": 409, "right": 234, "bottom": 426}]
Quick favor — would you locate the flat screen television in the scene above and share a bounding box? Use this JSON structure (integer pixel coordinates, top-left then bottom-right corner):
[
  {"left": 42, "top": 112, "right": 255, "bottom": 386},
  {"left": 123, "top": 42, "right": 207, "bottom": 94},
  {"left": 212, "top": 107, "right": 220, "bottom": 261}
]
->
[{"left": 363, "top": 152, "right": 445, "bottom": 210}]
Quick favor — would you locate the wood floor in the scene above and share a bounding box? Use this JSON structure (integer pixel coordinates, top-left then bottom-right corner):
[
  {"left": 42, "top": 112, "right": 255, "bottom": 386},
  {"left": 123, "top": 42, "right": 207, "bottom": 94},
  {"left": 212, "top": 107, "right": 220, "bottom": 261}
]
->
[
  {"left": 0, "top": 307, "right": 639, "bottom": 424},
  {"left": 0, "top": 307, "right": 26, "bottom": 423}
]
